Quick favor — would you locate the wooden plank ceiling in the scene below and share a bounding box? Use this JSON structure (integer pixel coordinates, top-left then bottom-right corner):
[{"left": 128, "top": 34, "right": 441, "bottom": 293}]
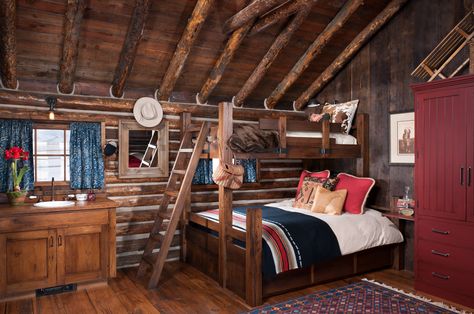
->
[{"left": 1, "top": 0, "right": 404, "bottom": 110}]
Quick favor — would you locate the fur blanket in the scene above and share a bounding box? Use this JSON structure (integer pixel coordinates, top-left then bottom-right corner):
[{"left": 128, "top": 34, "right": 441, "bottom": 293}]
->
[{"left": 227, "top": 124, "right": 280, "bottom": 153}]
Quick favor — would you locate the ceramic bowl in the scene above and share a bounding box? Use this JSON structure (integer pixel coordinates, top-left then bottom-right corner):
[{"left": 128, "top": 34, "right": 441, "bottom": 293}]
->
[
  {"left": 76, "top": 193, "right": 88, "bottom": 201},
  {"left": 399, "top": 208, "right": 414, "bottom": 216}
]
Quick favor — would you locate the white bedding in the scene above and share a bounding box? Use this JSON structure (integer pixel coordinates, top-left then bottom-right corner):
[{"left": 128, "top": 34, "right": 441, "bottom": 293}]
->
[
  {"left": 265, "top": 199, "right": 404, "bottom": 256},
  {"left": 286, "top": 131, "right": 357, "bottom": 145}
]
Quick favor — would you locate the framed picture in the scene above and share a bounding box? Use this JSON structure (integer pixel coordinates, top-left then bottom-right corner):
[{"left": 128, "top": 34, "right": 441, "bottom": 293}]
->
[{"left": 390, "top": 112, "right": 415, "bottom": 165}]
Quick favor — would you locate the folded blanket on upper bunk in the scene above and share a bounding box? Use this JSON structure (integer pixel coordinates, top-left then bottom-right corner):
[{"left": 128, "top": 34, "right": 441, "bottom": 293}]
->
[
  {"left": 227, "top": 124, "right": 279, "bottom": 153},
  {"left": 197, "top": 206, "right": 341, "bottom": 279}
]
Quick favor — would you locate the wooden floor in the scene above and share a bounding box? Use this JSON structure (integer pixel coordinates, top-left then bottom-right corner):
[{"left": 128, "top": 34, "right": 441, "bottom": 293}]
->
[{"left": 1, "top": 262, "right": 472, "bottom": 313}]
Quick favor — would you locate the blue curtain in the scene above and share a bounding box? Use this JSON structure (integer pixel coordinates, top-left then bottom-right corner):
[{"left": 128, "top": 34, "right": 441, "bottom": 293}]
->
[
  {"left": 237, "top": 159, "right": 257, "bottom": 183},
  {"left": 0, "top": 120, "right": 34, "bottom": 192},
  {"left": 70, "top": 122, "right": 104, "bottom": 189},
  {"left": 192, "top": 159, "right": 213, "bottom": 185}
]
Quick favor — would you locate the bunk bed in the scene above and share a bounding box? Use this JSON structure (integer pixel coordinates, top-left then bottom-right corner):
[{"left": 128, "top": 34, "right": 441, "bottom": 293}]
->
[{"left": 183, "top": 102, "right": 400, "bottom": 306}]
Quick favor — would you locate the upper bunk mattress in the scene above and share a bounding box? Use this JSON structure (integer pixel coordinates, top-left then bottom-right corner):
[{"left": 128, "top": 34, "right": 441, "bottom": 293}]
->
[{"left": 286, "top": 131, "right": 357, "bottom": 145}]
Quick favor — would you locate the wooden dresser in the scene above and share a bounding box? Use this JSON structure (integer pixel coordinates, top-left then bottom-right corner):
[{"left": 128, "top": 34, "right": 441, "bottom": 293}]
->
[
  {"left": 0, "top": 200, "right": 116, "bottom": 300},
  {"left": 412, "top": 75, "right": 474, "bottom": 308}
]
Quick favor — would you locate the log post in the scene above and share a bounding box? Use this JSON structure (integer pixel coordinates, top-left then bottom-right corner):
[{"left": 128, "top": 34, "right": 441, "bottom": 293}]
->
[
  {"left": 233, "top": 2, "right": 312, "bottom": 107},
  {"left": 278, "top": 116, "right": 287, "bottom": 157},
  {"left": 58, "top": 0, "right": 87, "bottom": 95},
  {"left": 293, "top": 0, "right": 408, "bottom": 110},
  {"left": 356, "top": 113, "right": 369, "bottom": 177},
  {"left": 218, "top": 102, "right": 233, "bottom": 288},
  {"left": 157, "top": 0, "right": 215, "bottom": 101},
  {"left": 265, "top": 0, "right": 363, "bottom": 109},
  {"left": 222, "top": 0, "right": 286, "bottom": 34},
  {"left": 245, "top": 207, "right": 262, "bottom": 307},
  {"left": 180, "top": 112, "right": 192, "bottom": 262},
  {"left": 197, "top": 21, "right": 254, "bottom": 104},
  {"left": 0, "top": 0, "right": 17, "bottom": 89},
  {"left": 321, "top": 119, "right": 330, "bottom": 156},
  {"left": 111, "top": 0, "right": 152, "bottom": 98},
  {"left": 248, "top": 0, "right": 309, "bottom": 36}
]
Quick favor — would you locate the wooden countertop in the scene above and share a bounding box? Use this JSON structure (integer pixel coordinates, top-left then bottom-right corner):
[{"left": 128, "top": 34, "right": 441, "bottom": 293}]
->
[{"left": 0, "top": 199, "right": 118, "bottom": 217}]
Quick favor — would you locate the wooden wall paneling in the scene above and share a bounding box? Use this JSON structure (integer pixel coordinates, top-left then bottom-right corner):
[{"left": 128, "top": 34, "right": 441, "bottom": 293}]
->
[
  {"left": 233, "top": 1, "right": 313, "bottom": 107},
  {"left": 293, "top": 0, "right": 409, "bottom": 110},
  {"left": 110, "top": 0, "right": 152, "bottom": 98},
  {"left": 157, "top": 0, "right": 215, "bottom": 101},
  {"left": 58, "top": 0, "right": 87, "bottom": 94},
  {"left": 0, "top": 0, "right": 17, "bottom": 89}
]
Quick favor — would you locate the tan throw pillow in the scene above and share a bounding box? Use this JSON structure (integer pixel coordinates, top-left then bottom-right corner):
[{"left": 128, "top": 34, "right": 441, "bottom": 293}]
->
[
  {"left": 321, "top": 100, "right": 359, "bottom": 134},
  {"left": 311, "top": 185, "right": 347, "bottom": 215},
  {"left": 293, "top": 177, "right": 327, "bottom": 210}
]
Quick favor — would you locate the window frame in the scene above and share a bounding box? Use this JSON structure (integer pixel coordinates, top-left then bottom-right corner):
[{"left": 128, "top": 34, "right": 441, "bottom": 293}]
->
[{"left": 33, "top": 123, "right": 70, "bottom": 187}]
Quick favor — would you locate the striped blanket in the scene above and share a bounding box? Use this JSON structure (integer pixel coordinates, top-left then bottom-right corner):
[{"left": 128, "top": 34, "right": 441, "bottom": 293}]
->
[{"left": 197, "top": 206, "right": 341, "bottom": 278}]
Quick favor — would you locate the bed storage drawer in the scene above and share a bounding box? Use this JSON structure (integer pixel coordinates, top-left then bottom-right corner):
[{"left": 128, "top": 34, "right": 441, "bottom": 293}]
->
[{"left": 417, "top": 218, "right": 474, "bottom": 250}]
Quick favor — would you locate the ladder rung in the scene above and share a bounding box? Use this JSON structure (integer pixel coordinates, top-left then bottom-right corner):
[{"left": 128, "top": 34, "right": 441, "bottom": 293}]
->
[
  {"left": 157, "top": 211, "right": 172, "bottom": 220},
  {"left": 186, "top": 124, "right": 202, "bottom": 132},
  {"left": 141, "top": 160, "right": 150, "bottom": 166},
  {"left": 148, "top": 144, "right": 157, "bottom": 149},
  {"left": 173, "top": 170, "right": 186, "bottom": 176},
  {"left": 164, "top": 190, "right": 179, "bottom": 198},
  {"left": 179, "top": 148, "right": 193, "bottom": 153}
]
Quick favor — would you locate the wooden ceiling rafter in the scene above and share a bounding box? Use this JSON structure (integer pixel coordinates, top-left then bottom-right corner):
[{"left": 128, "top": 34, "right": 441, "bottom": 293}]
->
[
  {"left": 58, "top": 0, "right": 87, "bottom": 95},
  {"left": 233, "top": 0, "right": 313, "bottom": 108},
  {"left": 110, "top": 0, "right": 153, "bottom": 98},
  {"left": 293, "top": 0, "right": 409, "bottom": 111},
  {"left": 222, "top": 0, "right": 287, "bottom": 34},
  {"left": 0, "top": 0, "right": 18, "bottom": 90},
  {"left": 264, "top": 0, "right": 364, "bottom": 110},
  {"left": 156, "top": 0, "right": 215, "bottom": 101},
  {"left": 248, "top": 0, "right": 310, "bottom": 36}
]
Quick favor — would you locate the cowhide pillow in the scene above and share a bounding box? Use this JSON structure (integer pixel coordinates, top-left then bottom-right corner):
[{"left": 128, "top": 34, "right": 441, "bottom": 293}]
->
[{"left": 321, "top": 100, "right": 359, "bottom": 134}]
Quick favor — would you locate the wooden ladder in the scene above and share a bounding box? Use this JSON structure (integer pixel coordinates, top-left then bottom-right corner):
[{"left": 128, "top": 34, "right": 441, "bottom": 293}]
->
[{"left": 137, "top": 121, "right": 211, "bottom": 288}]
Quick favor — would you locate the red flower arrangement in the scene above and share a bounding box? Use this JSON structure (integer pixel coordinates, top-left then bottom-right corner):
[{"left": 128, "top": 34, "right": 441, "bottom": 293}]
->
[{"left": 3, "top": 146, "right": 30, "bottom": 192}]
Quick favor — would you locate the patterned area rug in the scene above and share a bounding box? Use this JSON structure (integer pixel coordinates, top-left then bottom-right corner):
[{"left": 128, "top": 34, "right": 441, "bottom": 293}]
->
[{"left": 248, "top": 279, "right": 461, "bottom": 314}]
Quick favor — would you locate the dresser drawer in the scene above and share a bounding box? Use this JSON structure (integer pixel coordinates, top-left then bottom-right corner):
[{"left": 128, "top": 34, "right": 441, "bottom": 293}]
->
[
  {"left": 417, "top": 218, "right": 474, "bottom": 250},
  {"left": 416, "top": 261, "right": 474, "bottom": 298},
  {"left": 417, "top": 239, "right": 474, "bottom": 274}
]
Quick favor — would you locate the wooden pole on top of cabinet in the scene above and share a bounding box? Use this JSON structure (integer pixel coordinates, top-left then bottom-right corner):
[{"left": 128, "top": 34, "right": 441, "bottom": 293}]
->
[{"left": 218, "top": 102, "right": 233, "bottom": 288}]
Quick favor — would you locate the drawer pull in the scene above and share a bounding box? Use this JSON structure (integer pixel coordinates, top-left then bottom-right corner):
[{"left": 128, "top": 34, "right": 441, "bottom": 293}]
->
[
  {"left": 432, "top": 272, "right": 450, "bottom": 280},
  {"left": 431, "top": 228, "right": 450, "bottom": 235},
  {"left": 58, "top": 235, "right": 63, "bottom": 247},
  {"left": 49, "top": 236, "right": 54, "bottom": 248},
  {"left": 431, "top": 250, "right": 449, "bottom": 257}
]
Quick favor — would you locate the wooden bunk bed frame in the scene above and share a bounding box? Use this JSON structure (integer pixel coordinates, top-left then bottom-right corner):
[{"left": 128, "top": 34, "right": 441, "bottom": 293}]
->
[{"left": 183, "top": 102, "right": 396, "bottom": 306}]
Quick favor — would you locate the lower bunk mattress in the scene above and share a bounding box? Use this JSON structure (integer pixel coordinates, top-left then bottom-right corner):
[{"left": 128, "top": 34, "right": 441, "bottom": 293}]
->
[{"left": 193, "top": 199, "right": 403, "bottom": 278}]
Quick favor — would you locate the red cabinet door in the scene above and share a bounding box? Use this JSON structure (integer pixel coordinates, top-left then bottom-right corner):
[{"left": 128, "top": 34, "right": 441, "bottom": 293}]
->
[
  {"left": 415, "top": 88, "right": 467, "bottom": 221},
  {"left": 467, "top": 87, "right": 474, "bottom": 223}
]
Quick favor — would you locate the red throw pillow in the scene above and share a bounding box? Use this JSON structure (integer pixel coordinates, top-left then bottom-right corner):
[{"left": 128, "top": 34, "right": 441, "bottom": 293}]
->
[
  {"left": 295, "top": 170, "right": 330, "bottom": 197},
  {"left": 335, "top": 173, "right": 375, "bottom": 214}
]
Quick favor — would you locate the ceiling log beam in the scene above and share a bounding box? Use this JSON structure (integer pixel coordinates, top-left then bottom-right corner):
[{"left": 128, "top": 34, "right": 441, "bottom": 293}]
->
[
  {"left": 58, "top": 0, "right": 87, "bottom": 95},
  {"left": 111, "top": 0, "right": 152, "bottom": 98},
  {"left": 293, "top": 0, "right": 409, "bottom": 111},
  {"left": 264, "top": 0, "right": 364, "bottom": 109},
  {"left": 0, "top": 0, "right": 18, "bottom": 89},
  {"left": 223, "top": 0, "right": 287, "bottom": 34},
  {"left": 248, "top": 0, "right": 309, "bottom": 36},
  {"left": 0, "top": 89, "right": 307, "bottom": 120},
  {"left": 233, "top": 1, "right": 313, "bottom": 108},
  {"left": 157, "top": 0, "right": 215, "bottom": 101}
]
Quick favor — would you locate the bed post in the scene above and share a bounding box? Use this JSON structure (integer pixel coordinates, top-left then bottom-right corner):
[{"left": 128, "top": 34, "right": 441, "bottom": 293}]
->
[
  {"left": 218, "top": 102, "right": 233, "bottom": 288},
  {"left": 321, "top": 119, "right": 330, "bottom": 156},
  {"left": 245, "top": 207, "right": 262, "bottom": 306},
  {"left": 278, "top": 116, "right": 287, "bottom": 157},
  {"left": 180, "top": 112, "right": 192, "bottom": 262},
  {"left": 356, "top": 113, "right": 369, "bottom": 177}
]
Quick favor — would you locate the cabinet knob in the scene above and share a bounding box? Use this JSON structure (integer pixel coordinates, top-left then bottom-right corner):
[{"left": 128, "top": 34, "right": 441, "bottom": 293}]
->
[
  {"left": 49, "top": 236, "right": 54, "bottom": 248},
  {"left": 58, "top": 235, "right": 63, "bottom": 247},
  {"left": 460, "top": 167, "right": 464, "bottom": 186}
]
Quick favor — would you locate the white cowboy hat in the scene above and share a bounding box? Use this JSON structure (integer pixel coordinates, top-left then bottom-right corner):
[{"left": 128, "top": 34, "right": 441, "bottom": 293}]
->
[{"left": 133, "top": 97, "right": 163, "bottom": 128}]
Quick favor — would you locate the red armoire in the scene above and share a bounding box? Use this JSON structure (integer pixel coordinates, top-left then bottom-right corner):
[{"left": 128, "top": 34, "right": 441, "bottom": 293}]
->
[{"left": 412, "top": 74, "right": 474, "bottom": 308}]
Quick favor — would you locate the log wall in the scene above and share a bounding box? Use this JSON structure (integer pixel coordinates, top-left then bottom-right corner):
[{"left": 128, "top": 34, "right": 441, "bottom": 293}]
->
[{"left": 315, "top": 0, "right": 469, "bottom": 271}]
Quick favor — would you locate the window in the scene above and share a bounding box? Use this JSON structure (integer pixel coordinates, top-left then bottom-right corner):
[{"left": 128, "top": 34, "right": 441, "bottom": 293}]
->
[{"left": 33, "top": 124, "right": 70, "bottom": 183}]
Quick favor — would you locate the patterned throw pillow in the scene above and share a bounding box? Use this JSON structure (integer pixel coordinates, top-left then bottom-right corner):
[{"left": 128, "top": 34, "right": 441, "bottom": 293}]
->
[
  {"left": 293, "top": 177, "right": 336, "bottom": 210},
  {"left": 295, "top": 170, "right": 330, "bottom": 198},
  {"left": 322, "top": 177, "right": 339, "bottom": 191},
  {"left": 311, "top": 186, "right": 348, "bottom": 215},
  {"left": 321, "top": 100, "right": 359, "bottom": 134}
]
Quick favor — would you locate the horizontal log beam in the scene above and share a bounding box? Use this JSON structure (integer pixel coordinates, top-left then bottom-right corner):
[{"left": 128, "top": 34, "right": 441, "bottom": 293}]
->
[
  {"left": 157, "top": 0, "right": 215, "bottom": 101},
  {"left": 0, "top": 89, "right": 307, "bottom": 120},
  {"left": 248, "top": 0, "right": 309, "bottom": 36},
  {"left": 293, "top": 0, "right": 409, "bottom": 110},
  {"left": 265, "top": 0, "right": 363, "bottom": 109},
  {"left": 222, "top": 0, "right": 286, "bottom": 34},
  {"left": 233, "top": 1, "right": 313, "bottom": 107},
  {"left": 111, "top": 0, "right": 152, "bottom": 98},
  {"left": 58, "top": 0, "right": 87, "bottom": 95},
  {"left": 0, "top": 0, "right": 17, "bottom": 89}
]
